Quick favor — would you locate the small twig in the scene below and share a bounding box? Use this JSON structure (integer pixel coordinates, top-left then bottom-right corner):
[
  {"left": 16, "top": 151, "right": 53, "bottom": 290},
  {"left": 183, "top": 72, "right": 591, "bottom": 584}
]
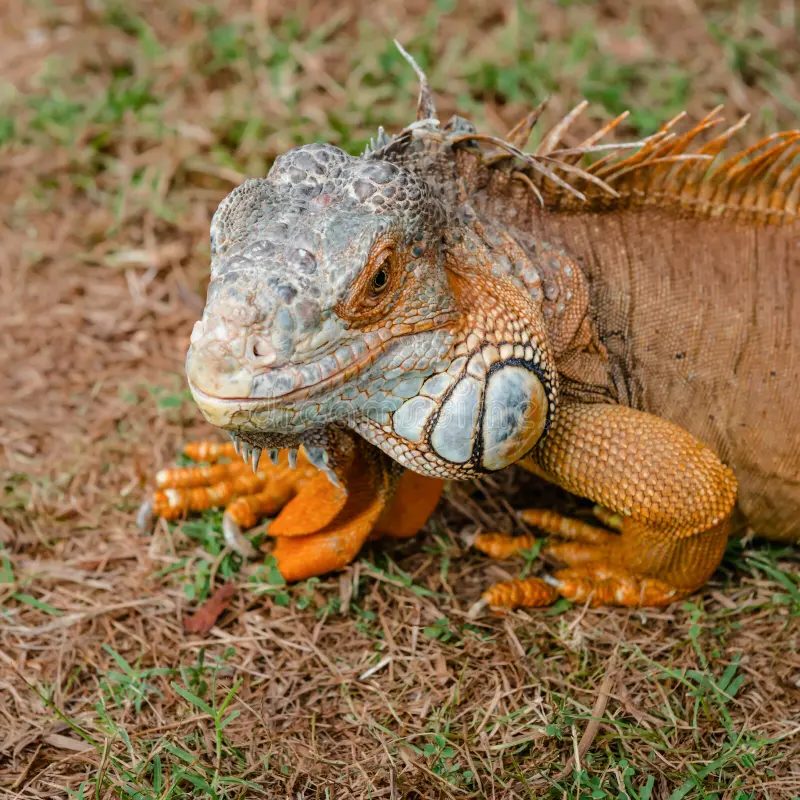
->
[
  {"left": 554, "top": 656, "right": 617, "bottom": 780},
  {"left": 359, "top": 655, "right": 392, "bottom": 680},
  {"left": 129, "top": 714, "right": 212, "bottom": 739},
  {"left": 10, "top": 742, "right": 42, "bottom": 791}
]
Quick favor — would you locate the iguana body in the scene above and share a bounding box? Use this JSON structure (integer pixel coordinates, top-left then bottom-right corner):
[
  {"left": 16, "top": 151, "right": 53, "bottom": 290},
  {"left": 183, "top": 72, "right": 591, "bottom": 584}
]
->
[
  {"left": 141, "top": 52, "right": 799, "bottom": 609},
  {"left": 525, "top": 119, "right": 799, "bottom": 544}
]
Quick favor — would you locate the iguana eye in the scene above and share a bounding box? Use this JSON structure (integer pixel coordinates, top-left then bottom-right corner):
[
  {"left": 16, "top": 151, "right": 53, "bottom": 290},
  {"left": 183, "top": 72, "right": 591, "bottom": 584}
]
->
[
  {"left": 370, "top": 266, "right": 389, "bottom": 295},
  {"left": 335, "top": 245, "right": 399, "bottom": 322}
]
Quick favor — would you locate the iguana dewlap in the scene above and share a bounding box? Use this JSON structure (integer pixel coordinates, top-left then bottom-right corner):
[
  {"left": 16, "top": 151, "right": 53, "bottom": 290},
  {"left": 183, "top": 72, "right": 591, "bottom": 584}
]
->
[{"left": 141, "top": 48, "right": 799, "bottom": 610}]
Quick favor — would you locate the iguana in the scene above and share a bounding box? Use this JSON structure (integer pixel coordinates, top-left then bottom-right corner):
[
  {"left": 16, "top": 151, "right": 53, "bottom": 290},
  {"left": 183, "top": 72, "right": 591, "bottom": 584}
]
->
[{"left": 139, "top": 47, "right": 799, "bottom": 611}]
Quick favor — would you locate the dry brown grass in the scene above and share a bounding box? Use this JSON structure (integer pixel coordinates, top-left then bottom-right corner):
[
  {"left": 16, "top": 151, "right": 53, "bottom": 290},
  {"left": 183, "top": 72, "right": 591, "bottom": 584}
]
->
[{"left": 2, "top": 1, "right": 799, "bottom": 797}]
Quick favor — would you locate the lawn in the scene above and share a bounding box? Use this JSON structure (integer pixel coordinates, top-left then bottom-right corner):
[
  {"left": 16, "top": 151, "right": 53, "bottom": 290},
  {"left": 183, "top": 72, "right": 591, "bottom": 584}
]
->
[{"left": 2, "top": 1, "right": 799, "bottom": 797}]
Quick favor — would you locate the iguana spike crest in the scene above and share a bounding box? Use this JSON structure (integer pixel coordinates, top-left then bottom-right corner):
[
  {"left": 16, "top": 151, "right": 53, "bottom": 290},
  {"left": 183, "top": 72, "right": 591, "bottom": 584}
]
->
[
  {"left": 394, "top": 40, "right": 437, "bottom": 122},
  {"left": 532, "top": 109, "right": 800, "bottom": 222},
  {"left": 535, "top": 100, "right": 588, "bottom": 156},
  {"left": 503, "top": 99, "right": 549, "bottom": 150}
]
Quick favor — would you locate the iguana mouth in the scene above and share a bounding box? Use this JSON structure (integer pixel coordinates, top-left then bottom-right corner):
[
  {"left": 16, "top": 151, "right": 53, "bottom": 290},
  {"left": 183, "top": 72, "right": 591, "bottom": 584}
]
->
[{"left": 188, "top": 314, "right": 459, "bottom": 412}]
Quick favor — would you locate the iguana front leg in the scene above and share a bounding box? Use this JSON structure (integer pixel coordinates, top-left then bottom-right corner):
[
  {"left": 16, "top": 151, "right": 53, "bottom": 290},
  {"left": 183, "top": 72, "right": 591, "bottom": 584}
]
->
[
  {"left": 140, "top": 435, "right": 443, "bottom": 581},
  {"left": 474, "top": 403, "right": 737, "bottom": 610}
]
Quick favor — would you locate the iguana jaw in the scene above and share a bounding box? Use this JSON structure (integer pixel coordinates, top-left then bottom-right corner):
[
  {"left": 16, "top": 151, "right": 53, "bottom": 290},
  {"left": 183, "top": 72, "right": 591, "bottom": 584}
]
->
[
  {"left": 342, "top": 230, "right": 560, "bottom": 479},
  {"left": 186, "top": 316, "right": 458, "bottom": 426}
]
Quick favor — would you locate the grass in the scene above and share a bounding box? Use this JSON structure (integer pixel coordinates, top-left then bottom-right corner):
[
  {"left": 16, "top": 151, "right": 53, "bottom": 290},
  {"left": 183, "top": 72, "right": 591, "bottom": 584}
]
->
[{"left": 2, "top": 0, "right": 799, "bottom": 797}]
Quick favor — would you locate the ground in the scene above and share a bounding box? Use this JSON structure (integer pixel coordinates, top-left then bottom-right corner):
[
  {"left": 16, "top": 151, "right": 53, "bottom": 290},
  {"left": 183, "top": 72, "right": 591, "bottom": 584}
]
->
[{"left": 2, "top": 1, "right": 799, "bottom": 798}]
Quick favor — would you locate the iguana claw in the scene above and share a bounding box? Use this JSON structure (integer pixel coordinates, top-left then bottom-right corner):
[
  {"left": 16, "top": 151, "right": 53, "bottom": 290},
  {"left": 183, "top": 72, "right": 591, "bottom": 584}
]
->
[
  {"left": 222, "top": 512, "right": 257, "bottom": 558},
  {"left": 136, "top": 498, "right": 155, "bottom": 534}
]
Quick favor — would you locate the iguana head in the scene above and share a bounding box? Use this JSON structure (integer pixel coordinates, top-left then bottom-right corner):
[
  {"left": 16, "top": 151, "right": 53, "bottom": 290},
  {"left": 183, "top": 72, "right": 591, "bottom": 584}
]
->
[{"left": 186, "top": 55, "right": 559, "bottom": 481}]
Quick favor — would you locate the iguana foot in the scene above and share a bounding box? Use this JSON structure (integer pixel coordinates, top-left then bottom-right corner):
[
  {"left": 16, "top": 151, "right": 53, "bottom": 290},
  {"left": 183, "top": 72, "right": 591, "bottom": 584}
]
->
[
  {"left": 138, "top": 441, "right": 338, "bottom": 558},
  {"left": 472, "top": 507, "right": 623, "bottom": 612},
  {"left": 139, "top": 439, "right": 444, "bottom": 581},
  {"left": 473, "top": 506, "right": 618, "bottom": 564},
  {"left": 472, "top": 507, "right": 728, "bottom": 611}
]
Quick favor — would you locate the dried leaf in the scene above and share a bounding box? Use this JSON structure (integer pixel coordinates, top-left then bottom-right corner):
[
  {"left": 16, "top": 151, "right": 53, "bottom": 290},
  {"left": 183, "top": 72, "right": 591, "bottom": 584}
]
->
[
  {"left": 183, "top": 583, "right": 236, "bottom": 635},
  {"left": 43, "top": 734, "right": 93, "bottom": 752}
]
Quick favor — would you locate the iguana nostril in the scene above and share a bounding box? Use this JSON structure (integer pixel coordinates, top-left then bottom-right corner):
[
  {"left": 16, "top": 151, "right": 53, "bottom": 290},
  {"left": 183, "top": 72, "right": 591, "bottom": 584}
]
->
[{"left": 249, "top": 337, "right": 277, "bottom": 367}]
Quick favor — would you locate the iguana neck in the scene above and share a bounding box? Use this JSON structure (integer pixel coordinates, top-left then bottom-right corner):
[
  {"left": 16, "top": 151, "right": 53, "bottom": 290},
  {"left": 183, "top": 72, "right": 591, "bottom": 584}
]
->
[{"left": 452, "top": 205, "right": 622, "bottom": 405}]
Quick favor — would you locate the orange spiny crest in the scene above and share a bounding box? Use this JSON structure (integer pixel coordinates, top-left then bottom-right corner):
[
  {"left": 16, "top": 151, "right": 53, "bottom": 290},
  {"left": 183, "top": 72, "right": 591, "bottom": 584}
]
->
[
  {"left": 455, "top": 100, "right": 799, "bottom": 225},
  {"left": 503, "top": 98, "right": 548, "bottom": 149},
  {"left": 534, "top": 100, "right": 589, "bottom": 157}
]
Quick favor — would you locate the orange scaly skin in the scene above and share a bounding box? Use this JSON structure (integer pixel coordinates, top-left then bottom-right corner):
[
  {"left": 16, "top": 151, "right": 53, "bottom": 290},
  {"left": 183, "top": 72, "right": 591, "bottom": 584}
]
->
[
  {"left": 140, "top": 48, "right": 798, "bottom": 610},
  {"left": 473, "top": 532, "right": 538, "bottom": 560},
  {"left": 147, "top": 439, "right": 444, "bottom": 579}
]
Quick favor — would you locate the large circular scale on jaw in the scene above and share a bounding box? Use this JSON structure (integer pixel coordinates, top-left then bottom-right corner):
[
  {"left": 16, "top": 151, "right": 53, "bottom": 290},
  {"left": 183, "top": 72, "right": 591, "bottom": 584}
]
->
[
  {"left": 480, "top": 365, "right": 548, "bottom": 470},
  {"left": 430, "top": 376, "right": 483, "bottom": 463}
]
